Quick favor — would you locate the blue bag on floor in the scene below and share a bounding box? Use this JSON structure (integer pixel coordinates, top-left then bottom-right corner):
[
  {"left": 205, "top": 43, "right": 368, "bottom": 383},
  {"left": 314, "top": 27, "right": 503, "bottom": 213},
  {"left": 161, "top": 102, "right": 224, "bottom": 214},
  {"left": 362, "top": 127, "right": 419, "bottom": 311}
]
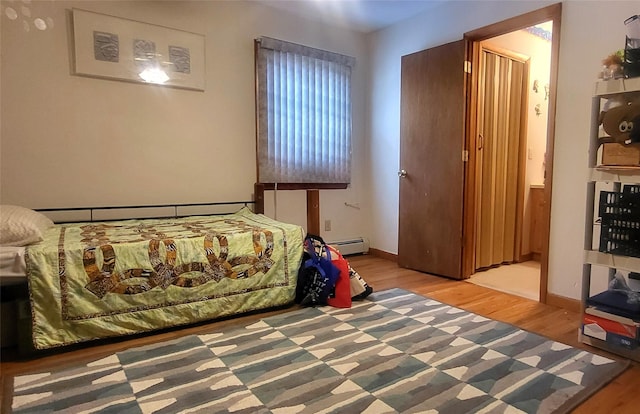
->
[{"left": 295, "top": 234, "right": 341, "bottom": 306}]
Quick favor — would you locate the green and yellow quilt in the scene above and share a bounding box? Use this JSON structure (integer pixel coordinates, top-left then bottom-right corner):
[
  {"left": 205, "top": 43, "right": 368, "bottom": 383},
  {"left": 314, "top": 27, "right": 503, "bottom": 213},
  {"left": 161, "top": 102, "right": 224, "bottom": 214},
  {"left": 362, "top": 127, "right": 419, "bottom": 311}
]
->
[{"left": 25, "top": 207, "right": 304, "bottom": 349}]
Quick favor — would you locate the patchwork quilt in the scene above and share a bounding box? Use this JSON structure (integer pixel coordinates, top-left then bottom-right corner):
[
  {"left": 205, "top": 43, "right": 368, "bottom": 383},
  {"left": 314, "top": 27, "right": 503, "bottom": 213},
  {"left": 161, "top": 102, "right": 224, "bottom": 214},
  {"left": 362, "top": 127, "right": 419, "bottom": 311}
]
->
[{"left": 25, "top": 207, "right": 304, "bottom": 349}]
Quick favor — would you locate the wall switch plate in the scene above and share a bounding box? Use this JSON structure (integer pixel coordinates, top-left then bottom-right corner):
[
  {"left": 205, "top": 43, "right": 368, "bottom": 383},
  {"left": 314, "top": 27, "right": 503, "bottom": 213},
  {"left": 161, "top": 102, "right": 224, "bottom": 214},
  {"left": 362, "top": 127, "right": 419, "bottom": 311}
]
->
[{"left": 324, "top": 220, "right": 331, "bottom": 231}]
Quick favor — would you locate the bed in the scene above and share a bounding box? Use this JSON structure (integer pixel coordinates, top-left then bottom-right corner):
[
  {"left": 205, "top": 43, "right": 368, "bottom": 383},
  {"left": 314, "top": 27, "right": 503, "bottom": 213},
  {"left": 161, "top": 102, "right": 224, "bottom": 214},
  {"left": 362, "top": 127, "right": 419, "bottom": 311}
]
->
[{"left": 0, "top": 203, "right": 304, "bottom": 350}]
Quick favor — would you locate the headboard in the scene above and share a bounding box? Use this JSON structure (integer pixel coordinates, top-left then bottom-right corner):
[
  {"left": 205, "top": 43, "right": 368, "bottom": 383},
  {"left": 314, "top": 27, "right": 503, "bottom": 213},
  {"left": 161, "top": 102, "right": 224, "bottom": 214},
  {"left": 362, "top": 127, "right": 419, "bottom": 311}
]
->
[{"left": 37, "top": 200, "right": 259, "bottom": 223}]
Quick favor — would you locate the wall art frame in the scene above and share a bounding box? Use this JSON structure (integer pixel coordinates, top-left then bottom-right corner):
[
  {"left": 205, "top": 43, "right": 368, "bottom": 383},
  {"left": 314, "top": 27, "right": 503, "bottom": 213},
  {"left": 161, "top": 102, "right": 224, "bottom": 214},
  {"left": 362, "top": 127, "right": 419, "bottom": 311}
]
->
[{"left": 72, "top": 8, "right": 205, "bottom": 91}]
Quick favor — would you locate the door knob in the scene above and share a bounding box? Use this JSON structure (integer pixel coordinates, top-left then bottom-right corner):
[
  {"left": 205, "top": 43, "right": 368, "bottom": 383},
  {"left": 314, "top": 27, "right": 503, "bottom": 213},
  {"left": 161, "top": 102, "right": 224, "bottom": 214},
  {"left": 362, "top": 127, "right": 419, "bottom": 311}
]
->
[{"left": 398, "top": 169, "right": 407, "bottom": 178}]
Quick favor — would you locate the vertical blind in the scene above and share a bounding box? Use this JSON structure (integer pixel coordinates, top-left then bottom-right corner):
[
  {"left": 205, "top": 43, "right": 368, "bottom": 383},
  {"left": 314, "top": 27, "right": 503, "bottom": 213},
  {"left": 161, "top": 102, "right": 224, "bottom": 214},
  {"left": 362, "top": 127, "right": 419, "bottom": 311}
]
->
[{"left": 255, "top": 37, "right": 355, "bottom": 184}]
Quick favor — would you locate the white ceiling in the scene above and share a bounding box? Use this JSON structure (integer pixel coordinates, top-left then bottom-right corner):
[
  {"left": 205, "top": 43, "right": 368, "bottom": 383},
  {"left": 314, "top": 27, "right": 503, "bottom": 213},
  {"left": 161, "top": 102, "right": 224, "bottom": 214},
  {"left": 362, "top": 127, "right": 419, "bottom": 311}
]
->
[{"left": 258, "top": 0, "right": 447, "bottom": 33}]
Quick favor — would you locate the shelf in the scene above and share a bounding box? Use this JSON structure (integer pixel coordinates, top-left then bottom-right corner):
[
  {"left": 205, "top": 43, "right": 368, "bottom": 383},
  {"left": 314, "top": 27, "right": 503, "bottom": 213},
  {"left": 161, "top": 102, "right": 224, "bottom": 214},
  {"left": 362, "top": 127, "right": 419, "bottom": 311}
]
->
[
  {"left": 591, "top": 167, "right": 640, "bottom": 183},
  {"left": 594, "top": 77, "right": 640, "bottom": 96},
  {"left": 579, "top": 330, "right": 640, "bottom": 362},
  {"left": 582, "top": 80, "right": 640, "bottom": 362},
  {"left": 585, "top": 250, "right": 640, "bottom": 273}
]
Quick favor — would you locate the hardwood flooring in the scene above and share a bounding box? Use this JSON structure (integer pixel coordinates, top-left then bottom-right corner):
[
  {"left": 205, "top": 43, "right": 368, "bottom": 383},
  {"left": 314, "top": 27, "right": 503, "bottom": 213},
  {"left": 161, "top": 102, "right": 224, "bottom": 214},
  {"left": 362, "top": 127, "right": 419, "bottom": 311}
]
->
[{"left": 1, "top": 255, "right": 638, "bottom": 413}]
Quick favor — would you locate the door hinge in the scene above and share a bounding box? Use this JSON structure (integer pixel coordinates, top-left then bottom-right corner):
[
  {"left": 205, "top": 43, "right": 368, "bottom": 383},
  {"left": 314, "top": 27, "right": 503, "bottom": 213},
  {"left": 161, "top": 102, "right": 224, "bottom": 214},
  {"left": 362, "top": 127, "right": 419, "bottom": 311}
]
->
[
  {"left": 464, "top": 60, "right": 472, "bottom": 74},
  {"left": 462, "top": 150, "right": 469, "bottom": 162}
]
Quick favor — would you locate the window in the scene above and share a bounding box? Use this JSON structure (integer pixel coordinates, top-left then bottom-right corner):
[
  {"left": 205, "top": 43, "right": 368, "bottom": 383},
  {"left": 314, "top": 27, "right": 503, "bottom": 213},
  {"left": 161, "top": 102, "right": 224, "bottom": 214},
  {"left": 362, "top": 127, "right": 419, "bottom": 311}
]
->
[{"left": 255, "top": 37, "right": 355, "bottom": 187}]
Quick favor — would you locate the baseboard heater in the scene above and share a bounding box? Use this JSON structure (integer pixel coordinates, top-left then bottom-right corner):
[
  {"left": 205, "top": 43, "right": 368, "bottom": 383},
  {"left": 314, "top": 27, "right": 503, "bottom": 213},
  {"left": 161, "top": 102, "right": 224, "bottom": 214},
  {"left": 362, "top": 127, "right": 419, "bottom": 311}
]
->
[{"left": 328, "top": 238, "right": 369, "bottom": 256}]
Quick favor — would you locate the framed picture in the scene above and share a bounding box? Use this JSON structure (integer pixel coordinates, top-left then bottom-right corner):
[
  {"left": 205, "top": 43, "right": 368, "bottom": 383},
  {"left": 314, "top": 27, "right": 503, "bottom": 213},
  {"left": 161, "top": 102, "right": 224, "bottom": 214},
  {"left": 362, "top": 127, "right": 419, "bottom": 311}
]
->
[{"left": 72, "top": 9, "right": 205, "bottom": 91}]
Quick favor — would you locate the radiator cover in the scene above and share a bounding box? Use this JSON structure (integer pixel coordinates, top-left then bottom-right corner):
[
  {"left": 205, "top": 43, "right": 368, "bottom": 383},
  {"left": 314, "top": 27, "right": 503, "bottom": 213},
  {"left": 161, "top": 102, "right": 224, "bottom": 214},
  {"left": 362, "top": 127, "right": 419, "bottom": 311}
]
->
[{"left": 328, "top": 238, "right": 369, "bottom": 256}]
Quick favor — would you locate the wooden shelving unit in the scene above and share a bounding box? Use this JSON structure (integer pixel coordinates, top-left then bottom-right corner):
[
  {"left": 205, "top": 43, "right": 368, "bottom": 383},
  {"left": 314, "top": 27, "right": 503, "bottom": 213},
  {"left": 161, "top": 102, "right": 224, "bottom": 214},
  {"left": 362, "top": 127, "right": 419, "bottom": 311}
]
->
[{"left": 581, "top": 79, "right": 640, "bottom": 362}]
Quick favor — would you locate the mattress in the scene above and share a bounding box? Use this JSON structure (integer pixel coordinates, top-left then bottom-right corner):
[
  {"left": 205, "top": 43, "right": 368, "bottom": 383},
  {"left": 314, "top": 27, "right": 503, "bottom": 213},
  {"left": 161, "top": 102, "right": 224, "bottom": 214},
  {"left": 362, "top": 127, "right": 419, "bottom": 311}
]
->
[{"left": 0, "top": 246, "right": 27, "bottom": 285}]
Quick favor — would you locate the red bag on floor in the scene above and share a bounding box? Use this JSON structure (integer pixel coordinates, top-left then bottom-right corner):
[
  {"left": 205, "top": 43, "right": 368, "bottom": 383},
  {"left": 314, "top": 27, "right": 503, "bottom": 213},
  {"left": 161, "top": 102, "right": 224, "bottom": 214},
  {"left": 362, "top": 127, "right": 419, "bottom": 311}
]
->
[{"left": 326, "top": 245, "right": 352, "bottom": 308}]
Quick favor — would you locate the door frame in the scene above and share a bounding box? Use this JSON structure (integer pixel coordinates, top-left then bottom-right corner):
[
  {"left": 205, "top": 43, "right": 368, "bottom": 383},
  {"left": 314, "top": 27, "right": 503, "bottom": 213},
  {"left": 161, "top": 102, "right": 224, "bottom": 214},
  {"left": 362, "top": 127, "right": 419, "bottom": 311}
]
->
[{"left": 461, "top": 3, "right": 562, "bottom": 304}]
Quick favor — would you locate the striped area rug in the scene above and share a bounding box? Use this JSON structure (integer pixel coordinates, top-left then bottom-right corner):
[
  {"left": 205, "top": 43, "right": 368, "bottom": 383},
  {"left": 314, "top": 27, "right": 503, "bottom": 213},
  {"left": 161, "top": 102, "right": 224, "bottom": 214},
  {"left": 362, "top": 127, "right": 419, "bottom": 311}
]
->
[{"left": 11, "top": 289, "right": 628, "bottom": 413}]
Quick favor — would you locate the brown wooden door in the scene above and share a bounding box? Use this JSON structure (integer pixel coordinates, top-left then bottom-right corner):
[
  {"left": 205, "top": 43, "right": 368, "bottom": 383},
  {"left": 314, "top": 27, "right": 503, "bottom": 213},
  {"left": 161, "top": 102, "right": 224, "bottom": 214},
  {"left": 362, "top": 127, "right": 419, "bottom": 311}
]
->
[{"left": 398, "top": 40, "right": 467, "bottom": 279}]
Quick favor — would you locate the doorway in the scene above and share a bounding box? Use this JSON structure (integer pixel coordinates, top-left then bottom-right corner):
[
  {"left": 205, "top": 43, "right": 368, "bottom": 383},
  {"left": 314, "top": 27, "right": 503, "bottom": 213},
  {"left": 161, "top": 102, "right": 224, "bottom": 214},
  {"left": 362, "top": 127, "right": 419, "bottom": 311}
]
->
[
  {"left": 463, "top": 4, "right": 561, "bottom": 303},
  {"left": 397, "top": 4, "right": 561, "bottom": 303},
  {"left": 470, "top": 24, "right": 553, "bottom": 301}
]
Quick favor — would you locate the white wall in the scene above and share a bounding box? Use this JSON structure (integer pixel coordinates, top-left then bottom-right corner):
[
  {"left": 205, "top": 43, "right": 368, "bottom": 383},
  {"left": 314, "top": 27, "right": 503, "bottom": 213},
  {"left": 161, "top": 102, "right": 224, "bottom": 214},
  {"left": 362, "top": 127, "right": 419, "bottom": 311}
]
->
[
  {"left": 368, "top": 0, "right": 638, "bottom": 300},
  {"left": 0, "top": 0, "right": 370, "bottom": 243},
  {"left": 550, "top": 1, "right": 637, "bottom": 299},
  {"left": 4, "top": 0, "right": 639, "bottom": 301}
]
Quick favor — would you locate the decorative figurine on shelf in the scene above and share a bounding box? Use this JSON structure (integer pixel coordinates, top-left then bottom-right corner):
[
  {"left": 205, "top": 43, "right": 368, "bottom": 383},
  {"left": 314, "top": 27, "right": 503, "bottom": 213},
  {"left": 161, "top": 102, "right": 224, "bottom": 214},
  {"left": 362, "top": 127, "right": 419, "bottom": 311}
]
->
[
  {"left": 599, "top": 102, "right": 640, "bottom": 144},
  {"left": 600, "top": 50, "right": 625, "bottom": 80}
]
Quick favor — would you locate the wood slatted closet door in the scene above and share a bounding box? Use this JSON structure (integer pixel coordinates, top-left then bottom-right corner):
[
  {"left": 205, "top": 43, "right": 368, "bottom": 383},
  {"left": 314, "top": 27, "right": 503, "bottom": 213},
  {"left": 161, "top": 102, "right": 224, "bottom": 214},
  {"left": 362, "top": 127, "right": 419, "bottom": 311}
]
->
[{"left": 475, "top": 46, "right": 528, "bottom": 270}]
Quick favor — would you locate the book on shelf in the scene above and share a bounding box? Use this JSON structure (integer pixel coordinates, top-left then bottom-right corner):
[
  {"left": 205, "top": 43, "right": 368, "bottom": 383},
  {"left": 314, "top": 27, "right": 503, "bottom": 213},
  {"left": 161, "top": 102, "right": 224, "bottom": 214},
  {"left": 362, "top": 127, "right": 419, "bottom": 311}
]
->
[
  {"left": 583, "top": 309, "right": 639, "bottom": 340},
  {"left": 585, "top": 306, "right": 640, "bottom": 326},
  {"left": 582, "top": 325, "right": 640, "bottom": 349}
]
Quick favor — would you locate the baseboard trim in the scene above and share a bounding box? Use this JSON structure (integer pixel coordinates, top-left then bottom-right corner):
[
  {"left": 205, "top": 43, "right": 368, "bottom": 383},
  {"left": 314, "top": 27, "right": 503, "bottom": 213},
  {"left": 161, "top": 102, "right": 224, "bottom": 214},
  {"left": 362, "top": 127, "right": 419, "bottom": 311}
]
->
[
  {"left": 546, "top": 293, "right": 581, "bottom": 313},
  {"left": 367, "top": 248, "right": 580, "bottom": 312},
  {"left": 518, "top": 253, "right": 533, "bottom": 262},
  {"left": 368, "top": 248, "right": 398, "bottom": 262}
]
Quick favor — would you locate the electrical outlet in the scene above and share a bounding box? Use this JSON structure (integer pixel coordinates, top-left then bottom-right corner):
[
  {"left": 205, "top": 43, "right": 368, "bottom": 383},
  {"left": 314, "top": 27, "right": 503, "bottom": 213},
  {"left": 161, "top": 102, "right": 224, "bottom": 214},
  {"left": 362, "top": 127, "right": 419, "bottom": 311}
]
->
[{"left": 324, "top": 219, "right": 331, "bottom": 231}]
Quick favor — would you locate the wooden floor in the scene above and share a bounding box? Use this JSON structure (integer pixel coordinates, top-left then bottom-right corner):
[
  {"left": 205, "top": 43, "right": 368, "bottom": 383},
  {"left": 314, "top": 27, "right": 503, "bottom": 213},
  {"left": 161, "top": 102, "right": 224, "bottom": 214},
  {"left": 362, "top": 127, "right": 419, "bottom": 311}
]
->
[{"left": 1, "top": 255, "right": 639, "bottom": 413}]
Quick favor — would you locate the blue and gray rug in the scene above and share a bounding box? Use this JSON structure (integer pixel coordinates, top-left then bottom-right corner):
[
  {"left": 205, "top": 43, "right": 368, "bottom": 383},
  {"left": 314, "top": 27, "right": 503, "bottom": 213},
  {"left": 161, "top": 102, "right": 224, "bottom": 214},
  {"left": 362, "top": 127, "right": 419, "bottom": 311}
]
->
[{"left": 11, "top": 289, "right": 628, "bottom": 413}]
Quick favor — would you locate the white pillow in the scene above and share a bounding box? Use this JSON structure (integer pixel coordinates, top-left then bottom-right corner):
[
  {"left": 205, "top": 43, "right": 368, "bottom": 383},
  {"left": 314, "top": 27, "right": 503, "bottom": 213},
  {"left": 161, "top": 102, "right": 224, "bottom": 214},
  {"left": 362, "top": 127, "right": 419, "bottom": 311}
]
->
[{"left": 0, "top": 205, "right": 54, "bottom": 246}]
